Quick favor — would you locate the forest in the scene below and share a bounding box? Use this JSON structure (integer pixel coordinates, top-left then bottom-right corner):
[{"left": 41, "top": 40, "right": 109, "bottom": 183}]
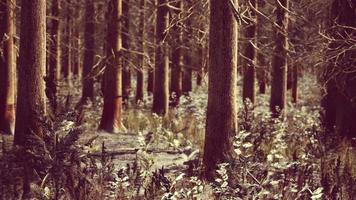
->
[{"left": 0, "top": 0, "right": 355, "bottom": 199}]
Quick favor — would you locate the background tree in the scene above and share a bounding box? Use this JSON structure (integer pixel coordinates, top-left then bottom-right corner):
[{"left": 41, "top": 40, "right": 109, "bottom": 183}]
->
[
  {"left": 152, "top": 0, "right": 169, "bottom": 116},
  {"left": 80, "top": 0, "right": 95, "bottom": 103},
  {"left": 321, "top": 1, "right": 356, "bottom": 197},
  {"left": 203, "top": 0, "right": 238, "bottom": 180},
  {"left": 122, "top": 0, "right": 131, "bottom": 102},
  {"left": 242, "top": 0, "right": 257, "bottom": 105},
  {"left": 270, "top": 0, "right": 289, "bottom": 117},
  {"left": 135, "top": 0, "right": 146, "bottom": 103},
  {"left": 170, "top": 0, "right": 183, "bottom": 106},
  {"left": 99, "top": 0, "right": 123, "bottom": 133},
  {"left": 0, "top": 0, "right": 16, "bottom": 135},
  {"left": 47, "top": 0, "right": 61, "bottom": 114}
]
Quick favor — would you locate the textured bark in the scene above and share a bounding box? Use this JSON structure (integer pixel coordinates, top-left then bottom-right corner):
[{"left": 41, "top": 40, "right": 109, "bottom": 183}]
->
[
  {"left": 63, "top": 0, "right": 73, "bottom": 86},
  {"left": 170, "top": 0, "right": 183, "bottom": 106},
  {"left": 136, "top": 0, "right": 146, "bottom": 103},
  {"left": 14, "top": 0, "right": 47, "bottom": 145},
  {"left": 99, "top": 0, "right": 123, "bottom": 133},
  {"left": 270, "top": 0, "right": 289, "bottom": 117},
  {"left": 242, "top": 0, "right": 257, "bottom": 105},
  {"left": 48, "top": 0, "right": 61, "bottom": 114},
  {"left": 321, "top": 1, "right": 356, "bottom": 198},
  {"left": 152, "top": 0, "right": 169, "bottom": 116},
  {"left": 81, "top": 0, "right": 95, "bottom": 101},
  {"left": 0, "top": 0, "right": 16, "bottom": 135},
  {"left": 182, "top": 11, "right": 193, "bottom": 95},
  {"left": 122, "top": 0, "right": 131, "bottom": 102},
  {"left": 203, "top": 0, "right": 238, "bottom": 181}
]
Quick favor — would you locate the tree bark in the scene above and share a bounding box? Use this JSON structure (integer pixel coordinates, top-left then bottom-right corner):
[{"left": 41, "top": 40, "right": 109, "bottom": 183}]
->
[
  {"left": 291, "top": 63, "right": 298, "bottom": 103},
  {"left": 203, "top": 0, "right": 238, "bottom": 181},
  {"left": 99, "top": 0, "right": 123, "bottom": 133},
  {"left": 152, "top": 0, "right": 169, "bottom": 116},
  {"left": 136, "top": 0, "right": 146, "bottom": 103},
  {"left": 270, "top": 0, "right": 289, "bottom": 117},
  {"left": 170, "top": 0, "right": 183, "bottom": 106},
  {"left": 14, "top": 0, "right": 47, "bottom": 145},
  {"left": 321, "top": 1, "right": 356, "bottom": 197},
  {"left": 0, "top": 0, "right": 16, "bottom": 135},
  {"left": 122, "top": 0, "right": 131, "bottom": 102},
  {"left": 81, "top": 0, "right": 95, "bottom": 101},
  {"left": 242, "top": 0, "right": 257, "bottom": 105},
  {"left": 182, "top": 10, "right": 193, "bottom": 95},
  {"left": 48, "top": 0, "right": 61, "bottom": 114}
]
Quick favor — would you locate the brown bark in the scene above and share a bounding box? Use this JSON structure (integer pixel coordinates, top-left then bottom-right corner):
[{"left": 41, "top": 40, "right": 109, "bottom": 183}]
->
[
  {"left": 170, "top": 0, "right": 183, "bottom": 106},
  {"left": 196, "top": 44, "right": 204, "bottom": 86},
  {"left": 242, "top": 0, "right": 257, "bottom": 105},
  {"left": 81, "top": 0, "right": 95, "bottom": 101},
  {"left": 0, "top": 0, "right": 16, "bottom": 135},
  {"left": 270, "top": 0, "right": 289, "bottom": 117},
  {"left": 203, "top": 0, "right": 238, "bottom": 181},
  {"left": 321, "top": 2, "right": 356, "bottom": 196},
  {"left": 136, "top": 0, "right": 146, "bottom": 103},
  {"left": 152, "top": 0, "right": 169, "bottom": 116},
  {"left": 291, "top": 63, "right": 298, "bottom": 103},
  {"left": 182, "top": 12, "right": 193, "bottom": 95},
  {"left": 63, "top": 1, "right": 73, "bottom": 86},
  {"left": 99, "top": 0, "right": 123, "bottom": 133},
  {"left": 14, "top": 0, "right": 47, "bottom": 144},
  {"left": 48, "top": 0, "right": 61, "bottom": 114},
  {"left": 147, "top": 70, "right": 154, "bottom": 94},
  {"left": 122, "top": 0, "right": 131, "bottom": 102}
]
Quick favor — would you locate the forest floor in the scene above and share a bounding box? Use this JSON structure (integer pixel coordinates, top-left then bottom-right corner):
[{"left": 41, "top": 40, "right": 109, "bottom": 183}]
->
[{"left": 1, "top": 75, "right": 329, "bottom": 199}]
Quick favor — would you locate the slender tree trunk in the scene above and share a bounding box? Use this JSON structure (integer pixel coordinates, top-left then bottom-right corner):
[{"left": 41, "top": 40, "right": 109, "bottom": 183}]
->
[
  {"left": 136, "top": 0, "right": 146, "bottom": 103},
  {"left": 64, "top": 0, "right": 73, "bottom": 86},
  {"left": 182, "top": 12, "right": 193, "bottom": 95},
  {"left": 152, "top": 0, "right": 169, "bottom": 116},
  {"left": 81, "top": 0, "right": 95, "bottom": 102},
  {"left": 196, "top": 44, "right": 204, "bottom": 86},
  {"left": 99, "top": 0, "right": 123, "bottom": 133},
  {"left": 0, "top": 0, "right": 16, "bottom": 135},
  {"left": 14, "top": 0, "right": 47, "bottom": 146},
  {"left": 242, "top": 0, "right": 257, "bottom": 105},
  {"left": 122, "top": 0, "right": 131, "bottom": 102},
  {"left": 270, "top": 0, "right": 289, "bottom": 117},
  {"left": 291, "top": 63, "right": 298, "bottom": 103},
  {"left": 203, "top": 0, "right": 238, "bottom": 181},
  {"left": 48, "top": 0, "right": 61, "bottom": 114},
  {"left": 170, "top": 0, "right": 183, "bottom": 106}
]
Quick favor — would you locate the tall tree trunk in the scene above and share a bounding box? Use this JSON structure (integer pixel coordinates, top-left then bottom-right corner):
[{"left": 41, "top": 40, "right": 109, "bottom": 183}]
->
[
  {"left": 122, "top": 0, "right": 131, "bottom": 102},
  {"left": 0, "top": 0, "right": 16, "bottom": 135},
  {"left": 170, "top": 0, "right": 183, "bottom": 106},
  {"left": 321, "top": 1, "right": 356, "bottom": 198},
  {"left": 81, "top": 0, "right": 95, "bottom": 102},
  {"left": 136, "top": 0, "right": 146, "bottom": 103},
  {"left": 152, "top": 0, "right": 169, "bottom": 116},
  {"left": 64, "top": 0, "right": 73, "bottom": 86},
  {"left": 48, "top": 0, "right": 61, "bottom": 114},
  {"left": 270, "top": 0, "right": 289, "bottom": 117},
  {"left": 99, "top": 0, "right": 123, "bottom": 133},
  {"left": 182, "top": 10, "right": 193, "bottom": 95},
  {"left": 14, "top": 0, "right": 47, "bottom": 146},
  {"left": 196, "top": 44, "right": 204, "bottom": 86},
  {"left": 291, "top": 63, "right": 298, "bottom": 103},
  {"left": 203, "top": 0, "right": 238, "bottom": 181},
  {"left": 242, "top": 0, "right": 257, "bottom": 105}
]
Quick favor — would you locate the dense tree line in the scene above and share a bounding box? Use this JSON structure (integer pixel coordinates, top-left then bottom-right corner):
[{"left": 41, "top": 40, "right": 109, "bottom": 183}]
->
[{"left": 0, "top": 0, "right": 355, "bottom": 198}]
